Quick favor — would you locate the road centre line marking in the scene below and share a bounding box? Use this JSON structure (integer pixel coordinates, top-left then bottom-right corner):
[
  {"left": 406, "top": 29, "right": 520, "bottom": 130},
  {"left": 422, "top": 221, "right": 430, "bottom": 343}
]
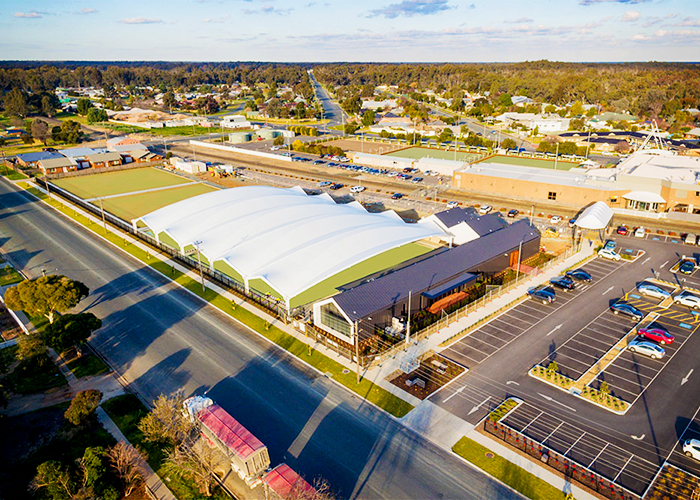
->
[{"left": 588, "top": 443, "right": 610, "bottom": 469}]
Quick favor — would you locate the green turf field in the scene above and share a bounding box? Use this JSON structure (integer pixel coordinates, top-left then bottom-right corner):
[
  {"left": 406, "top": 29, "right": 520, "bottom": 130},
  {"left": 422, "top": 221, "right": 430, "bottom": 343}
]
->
[
  {"left": 477, "top": 154, "right": 578, "bottom": 170},
  {"left": 53, "top": 167, "right": 191, "bottom": 199},
  {"left": 385, "top": 147, "right": 481, "bottom": 162},
  {"left": 102, "top": 183, "right": 217, "bottom": 221}
]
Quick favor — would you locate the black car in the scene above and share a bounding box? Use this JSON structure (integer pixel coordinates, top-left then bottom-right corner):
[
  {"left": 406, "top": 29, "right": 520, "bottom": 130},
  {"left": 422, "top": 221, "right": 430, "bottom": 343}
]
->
[
  {"left": 550, "top": 276, "right": 576, "bottom": 291},
  {"left": 528, "top": 287, "right": 556, "bottom": 304},
  {"left": 329, "top": 183, "right": 344, "bottom": 190},
  {"left": 391, "top": 193, "right": 404, "bottom": 200},
  {"left": 610, "top": 302, "right": 643, "bottom": 321},
  {"left": 565, "top": 269, "right": 593, "bottom": 282},
  {"left": 507, "top": 209, "right": 519, "bottom": 218},
  {"left": 679, "top": 260, "right": 695, "bottom": 275}
]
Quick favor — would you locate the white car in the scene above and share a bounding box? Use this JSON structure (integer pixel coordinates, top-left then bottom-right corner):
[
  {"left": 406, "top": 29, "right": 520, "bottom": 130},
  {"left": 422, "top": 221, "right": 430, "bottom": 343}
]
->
[
  {"left": 550, "top": 215, "right": 563, "bottom": 224},
  {"left": 637, "top": 283, "right": 671, "bottom": 300},
  {"left": 684, "top": 439, "right": 700, "bottom": 460},
  {"left": 674, "top": 291, "right": 700, "bottom": 310},
  {"left": 271, "top": 146, "right": 280, "bottom": 151},
  {"left": 598, "top": 248, "right": 621, "bottom": 261},
  {"left": 627, "top": 338, "right": 665, "bottom": 359},
  {"left": 634, "top": 227, "right": 645, "bottom": 238},
  {"left": 446, "top": 201, "right": 459, "bottom": 209},
  {"left": 479, "top": 205, "right": 492, "bottom": 215},
  {"left": 349, "top": 185, "right": 366, "bottom": 194}
]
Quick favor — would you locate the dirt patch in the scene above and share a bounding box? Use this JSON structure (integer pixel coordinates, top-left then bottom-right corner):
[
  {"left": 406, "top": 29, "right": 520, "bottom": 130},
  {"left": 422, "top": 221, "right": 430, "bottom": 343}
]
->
[
  {"left": 196, "top": 171, "right": 247, "bottom": 188},
  {"left": 389, "top": 353, "right": 465, "bottom": 400},
  {"left": 324, "top": 138, "right": 406, "bottom": 155}
]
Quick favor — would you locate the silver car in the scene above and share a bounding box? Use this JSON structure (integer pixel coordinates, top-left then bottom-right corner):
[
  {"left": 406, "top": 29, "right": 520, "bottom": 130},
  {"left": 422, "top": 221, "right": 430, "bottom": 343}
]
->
[
  {"left": 674, "top": 291, "right": 700, "bottom": 310},
  {"left": 637, "top": 283, "right": 671, "bottom": 300},
  {"left": 627, "top": 339, "right": 665, "bottom": 359}
]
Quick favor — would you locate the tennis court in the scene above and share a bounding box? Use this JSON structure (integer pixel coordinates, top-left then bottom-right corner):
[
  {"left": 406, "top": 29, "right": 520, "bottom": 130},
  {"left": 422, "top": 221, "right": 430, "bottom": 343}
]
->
[
  {"left": 477, "top": 154, "right": 579, "bottom": 170},
  {"left": 385, "top": 147, "right": 481, "bottom": 162},
  {"left": 102, "top": 183, "right": 218, "bottom": 221},
  {"left": 53, "top": 167, "right": 191, "bottom": 199}
]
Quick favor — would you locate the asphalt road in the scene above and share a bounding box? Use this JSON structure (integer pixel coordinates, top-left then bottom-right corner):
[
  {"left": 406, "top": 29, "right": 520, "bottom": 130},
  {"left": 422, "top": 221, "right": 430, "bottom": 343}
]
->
[
  {"left": 432, "top": 236, "right": 700, "bottom": 495},
  {"left": 309, "top": 70, "right": 346, "bottom": 128},
  {"left": 0, "top": 178, "right": 522, "bottom": 500}
]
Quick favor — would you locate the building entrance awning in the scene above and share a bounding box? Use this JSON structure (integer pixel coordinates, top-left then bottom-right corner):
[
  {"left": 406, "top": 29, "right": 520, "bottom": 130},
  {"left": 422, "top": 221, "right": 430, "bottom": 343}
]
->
[
  {"left": 574, "top": 202, "right": 614, "bottom": 230},
  {"left": 622, "top": 191, "right": 666, "bottom": 204}
]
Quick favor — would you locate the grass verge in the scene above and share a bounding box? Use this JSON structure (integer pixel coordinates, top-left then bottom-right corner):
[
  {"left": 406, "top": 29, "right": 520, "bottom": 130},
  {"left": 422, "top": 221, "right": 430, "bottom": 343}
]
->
[
  {"left": 488, "top": 398, "right": 518, "bottom": 423},
  {"left": 20, "top": 182, "right": 414, "bottom": 418},
  {"left": 4, "top": 350, "right": 68, "bottom": 394},
  {"left": 0, "top": 266, "right": 24, "bottom": 286},
  {"left": 0, "top": 165, "right": 29, "bottom": 181},
  {"left": 66, "top": 354, "right": 111, "bottom": 378},
  {"left": 452, "top": 437, "right": 568, "bottom": 500},
  {"left": 102, "top": 395, "right": 229, "bottom": 500}
]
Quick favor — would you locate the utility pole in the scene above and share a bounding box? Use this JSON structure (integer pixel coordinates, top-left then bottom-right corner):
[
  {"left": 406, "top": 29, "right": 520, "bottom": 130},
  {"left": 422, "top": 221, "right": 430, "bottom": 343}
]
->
[
  {"left": 355, "top": 320, "right": 360, "bottom": 383},
  {"left": 99, "top": 197, "right": 107, "bottom": 234},
  {"left": 405, "top": 290, "right": 412, "bottom": 346},
  {"left": 1, "top": 148, "right": 8, "bottom": 177},
  {"left": 585, "top": 128, "right": 592, "bottom": 159},
  {"left": 44, "top": 173, "right": 52, "bottom": 200},
  {"left": 515, "top": 239, "right": 523, "bottom": 282},
  {"left": 554, "top": 142, "right": 559, "bottom": 170},
  {"left": 194, "top": 240, "right": 205, "bottom": 292}
]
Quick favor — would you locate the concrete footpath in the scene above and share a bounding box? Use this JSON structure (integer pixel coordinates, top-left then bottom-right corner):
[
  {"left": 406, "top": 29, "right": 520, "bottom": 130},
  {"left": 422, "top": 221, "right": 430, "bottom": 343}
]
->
[{"left": 27, "top": 180, "right": 602, "bottom": 499}]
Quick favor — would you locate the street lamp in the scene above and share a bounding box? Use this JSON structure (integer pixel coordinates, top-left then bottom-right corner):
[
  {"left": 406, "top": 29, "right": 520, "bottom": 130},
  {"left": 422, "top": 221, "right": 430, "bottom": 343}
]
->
[{"left": 193, "top": 240, "right": 206, "bottom": 292}]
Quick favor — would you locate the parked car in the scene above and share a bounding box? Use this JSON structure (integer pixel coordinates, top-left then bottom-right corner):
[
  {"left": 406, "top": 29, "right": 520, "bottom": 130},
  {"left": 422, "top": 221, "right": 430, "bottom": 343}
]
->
[
  {"left": 317, "top": 181, "right": 332, "bottom": 187},
  {"left": 568, "top": 218, "right": 576, "bottom": 228},
  {"left": 685, "top": 234, "right": 698, "bottom": 245},
  {"left": 479, "top": 205, "right": 493, "bottom": 214},
  {"left": 391, "top": 193, "right": 404, "bottom": 200},
  {"left": 528, "top": 287, "right": 556, "bottom": 304},
  {"left": 637, "top": 283, "right": 671, "bottom": 300},
  {"left": 350, "top": 185, "right": 366, "bottom": 193},
  {"left": 313, "top": 160, "right": 325, "bottom": 165},
  {"left": 549, "top": 276, "right": 576, "bottom": 291},
  {"left": 598, "top": 248, "right": 621, "bottom": 261},
  {"left": 679, "top": 260, "right": 695, "bottom": 275},
  {"left": 627, "top": 339, "right": 665, "bottom": 359},
  {"left": 565, "top": 269, "right": 592, "bottom": 282},
  {"left": 674, "top": 291, "right": 700, "bottom": 310},
  {"left": 638, "top": 325, "right": 675, "bottom": 345},
  {"left": 604, "top": 240, "right": 616, "bottom": 251},
  {"left": 507, "top": 209, "right": 519, "bottom": 218},
  {"left": 634, "top": 227, "right": 646, "bottom": 238},
  {"left": 550, "top": 215, "right": 563, "bottom": 224},
  {"left": 617, "top": 226, "right": 628, "bottom": 235},
  {"left": 684, "top": 439, "right": 700, "bottom": 460},
  {"left": 411, "top": 177, "right": 423, "bottom": 183},
  {"left": 446, "top": 201, "right": 459, "bottom": 209},
  {"left": 329, "top": 183, "right": 344, "bottom": 190},
  {"left": 543, "top": 228, "right": 559, "bottom": 238},
  {"left": 610, "top": 302, "right": 643, "bottom": 321}
]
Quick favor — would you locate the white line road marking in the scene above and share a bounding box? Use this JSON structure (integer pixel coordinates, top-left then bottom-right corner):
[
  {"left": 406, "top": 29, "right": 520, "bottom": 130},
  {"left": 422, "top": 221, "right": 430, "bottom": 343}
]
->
[
  {"left": 614, "top": 454, "right": 635, "bottom": 482},
  {"left": 506, "top": 380, "right": 520, "bottom": 386},
  {"left": 682, "top": 369, "right": 694, "bottom": 386},
  {"left": 602, "top": 286, "right": 614, "bottom": 295},
  {"left": 661, "top": 260, "right": 669, "bottom": 268},
  {"left": 468, "top": 396, "right": 492, "bottom": 415},
  {"left": 643, "top": 257, "right": 651, "bottom": 264},
  {"left": 546, "top": 324, "right": 563, "bottom": 336},
  {"left": 543, "top": 422, "right": 564, "bottom": 444},
  {"left": 444, "top": 386, "right": 464, "bottom": 403},
  {"left": 588, "top": 443, "right": 609, "bottom": 469},
  {"left": 631, "top": 434, "right": 646, "bottom": 441},
  {"left": 538, "top": 393, "right": 577, "bottom": 412},
  {"left": 564, "top": 432, "right": 586, "bottom": 456},
  {"left": 521, "top": 410, "right": 544, "bottom": 432}
]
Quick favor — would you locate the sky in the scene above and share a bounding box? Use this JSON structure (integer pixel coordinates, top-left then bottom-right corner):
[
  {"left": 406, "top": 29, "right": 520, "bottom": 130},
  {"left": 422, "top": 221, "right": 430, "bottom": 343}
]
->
[{"left": 1, "top": 0, "right": 700, "bottom": 62}]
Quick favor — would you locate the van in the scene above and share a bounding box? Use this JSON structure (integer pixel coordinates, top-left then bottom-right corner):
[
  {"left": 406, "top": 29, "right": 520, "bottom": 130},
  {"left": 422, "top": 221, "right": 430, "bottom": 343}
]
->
[{"left": 686, "top": 234, "right": 697, "bottom": 244}]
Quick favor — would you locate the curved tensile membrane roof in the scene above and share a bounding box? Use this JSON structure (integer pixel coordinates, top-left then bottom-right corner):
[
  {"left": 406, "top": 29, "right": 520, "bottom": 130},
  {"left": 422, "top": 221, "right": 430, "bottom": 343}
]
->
[
  {"left": 575, "top": 201, "right": 614, "bottom": 230},
  {"left": 135, "top": 186, "right": 447, "bottom": 304}
]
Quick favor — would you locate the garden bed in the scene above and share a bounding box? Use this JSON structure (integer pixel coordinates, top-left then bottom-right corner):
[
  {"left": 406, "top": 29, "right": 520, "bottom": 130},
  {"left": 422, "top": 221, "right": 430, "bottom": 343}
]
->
[
  {"left": 388, "top": 353, "right": 465, "bottom": 400},
  {"left": 644, "top": 463, "right": 700, "bottom": 500}
]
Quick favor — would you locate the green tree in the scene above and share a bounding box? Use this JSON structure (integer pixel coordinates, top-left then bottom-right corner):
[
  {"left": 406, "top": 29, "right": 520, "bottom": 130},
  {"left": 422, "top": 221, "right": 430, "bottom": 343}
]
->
[
  {"left": 501, "top": 138, "right": 517, "bottom": 149},
  {"left": 570, "top": 101, "right": 584, "bottom": 116},
  {"left": 51, "top": 120, "right": 83, "bottom": 144},
  {"left": 30, "top": 460, "right": 74, "bottom": 499},
  {"left": 65, "top": 389, "right": 102, "bottom": 426},
  {"left": 4, "top": 275, "right": 89, "bottom": 324},
  {"left": 569, "top": 118, "right": 585, "bottom": 131},
  {"left": 341, "top": 95, "right": 361, "bottom": 115},
  {"left": 17, "top": 333, "right": 46, "bottom": 361},
  {"left": 162, "top": 90, "right": 177, "bottom": 110},
  {"left": 497, "top": 93, "right": 513, "bottom": 107},
  {"left": 76, "top": 98, "right": 93, "bottom": 116},
  {"left": 79, "top": 447, "right": 107, "bottom": 492},
  {"left": 41, "top": 95, "right": 56, "bottom": 117},
  {"left": 273, "top": 135, "right": 285, "bottom": 146},
  {"left": 138, "top": 391, "right": 193, "bottom": 446},
  {"left": 438, "top": 127, "right": 453, "bottom": 144},
  {"left": 86, "top": 108, "right": 108, "bottom": 124},
  {"left": 361, "top": 110, "right": 375, "bottom": 127},
  {"left": 31, "top": 118, "right": 51, "bottom": 145},
  {"left": 3, "top": 88, "right": 29, "bottom": 118},
  {"left": 344, "top": 122, "right": 359, "bottom": 135},
  {"left": 42, "top": 313, "right": 102, "bottom": 353},
  {"left": 544, "top": 104, "right": 556, "bottom": 114}
]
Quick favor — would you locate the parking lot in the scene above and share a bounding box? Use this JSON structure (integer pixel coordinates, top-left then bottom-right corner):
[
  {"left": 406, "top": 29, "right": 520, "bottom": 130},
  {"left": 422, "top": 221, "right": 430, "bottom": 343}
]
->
[
  {"left": 442, "top": 257, "right": 621, "bottom": 369},
  {"left": 500, "top": 401, "right": 661, "bottom": 495}
]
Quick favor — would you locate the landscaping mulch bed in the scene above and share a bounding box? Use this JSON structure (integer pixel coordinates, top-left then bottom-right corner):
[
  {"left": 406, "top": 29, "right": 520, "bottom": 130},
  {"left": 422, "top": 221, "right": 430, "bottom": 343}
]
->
[
  {"left": 644, "top": 463, "right": 700, "bottom": 500},
  {"left": 389, "top": 353, "right": 465, "bottom": 400}
]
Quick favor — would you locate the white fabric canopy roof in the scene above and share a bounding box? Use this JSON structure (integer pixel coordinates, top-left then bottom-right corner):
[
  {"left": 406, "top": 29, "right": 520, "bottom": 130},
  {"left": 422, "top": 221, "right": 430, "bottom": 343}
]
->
[
  {"left": 575, "top": 201, "right": 614, "bottom": 230},
  {"left": 622, "top": 191, "right": 666, "bottom": 203},
  {"left": 135, "top": 186, "right": 446, "bottom": 304}
]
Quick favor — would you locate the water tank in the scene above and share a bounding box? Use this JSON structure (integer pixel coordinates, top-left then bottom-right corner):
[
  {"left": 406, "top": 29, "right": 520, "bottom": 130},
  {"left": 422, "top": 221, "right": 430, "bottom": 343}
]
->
[
  {"left": 256, "top": 129, "right": 279, "bottom": 141},
  {"left": 228, "top": 132, "right": 252, "bottom": 143}
]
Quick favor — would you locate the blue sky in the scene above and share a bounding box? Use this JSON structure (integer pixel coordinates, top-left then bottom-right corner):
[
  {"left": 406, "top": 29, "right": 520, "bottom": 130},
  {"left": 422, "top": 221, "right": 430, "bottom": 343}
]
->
[{"left": 2, "top": 0, "right": 699, "bottom": 61}]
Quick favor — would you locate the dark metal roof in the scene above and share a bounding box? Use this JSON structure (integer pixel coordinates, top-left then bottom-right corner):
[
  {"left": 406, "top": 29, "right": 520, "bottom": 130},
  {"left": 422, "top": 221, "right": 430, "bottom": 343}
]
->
[
  {"left": 421, "top": 272, "right": 477, "bottom": 299},
  {"left": 334, "top": 219, "right": 540, "bottom": 321},
  {"left": 433, "top": 208, "right": 506, "bottom": 236},
  {"left": 15, "top": 151, "right": 64, "bottom": 163}
]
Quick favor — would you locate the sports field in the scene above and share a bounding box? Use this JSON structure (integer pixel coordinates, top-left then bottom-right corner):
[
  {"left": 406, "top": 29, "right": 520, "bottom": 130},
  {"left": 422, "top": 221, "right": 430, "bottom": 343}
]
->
[
  {"left": 103, "top": 183, "right": 217, "bottom": 221},
  {"left": 477, "top": 154, "right": 578, "bottom": 170},
  {"left": 53, "top": 167, "right": 191, "bottom": 199},
  {"left": 385, "top": 147, "right": 481, "bottom": 162}
]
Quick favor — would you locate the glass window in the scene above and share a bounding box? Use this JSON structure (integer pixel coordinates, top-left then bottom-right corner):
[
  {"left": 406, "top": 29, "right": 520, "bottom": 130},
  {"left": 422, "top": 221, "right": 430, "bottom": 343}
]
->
[
  {"left": 548, "top": 192, "right": 557, "bottom": 200},
  {"left": 320, "top": 303, "right": 352, "bottom": 338}
]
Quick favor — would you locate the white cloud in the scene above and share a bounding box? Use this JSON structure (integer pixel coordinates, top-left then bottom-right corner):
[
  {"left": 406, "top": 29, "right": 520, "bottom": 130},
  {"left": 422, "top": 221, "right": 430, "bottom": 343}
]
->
[
  {"left": 622, "top": 11, "right": 640, "bottom": 22},
  {"left": 579, "top": 0, "right": 650, "bottom": 4},
  {"left": 202, "top": 15, "right": 231, "bottom": 23},
  {"left": 79, "top": 7, "right": 97, "bottom": 14},
  {"left": 504, "top": 17, "right": 533, "bottom": 24},
  {"left": 119, "top": 18, "right": 163, "bottom": 24},
  {"left": 654, "top": 29, "right": 667, "bottom": 37},
  {"left": 14, "top": 11, "right": 42, "bottom": 18},
  {"left": 368, "top": 0, "right": 453, "bottom": 19}
]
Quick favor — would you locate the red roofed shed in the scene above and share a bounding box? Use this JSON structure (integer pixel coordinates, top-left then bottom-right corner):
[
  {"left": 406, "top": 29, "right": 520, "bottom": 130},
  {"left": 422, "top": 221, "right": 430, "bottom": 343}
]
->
[{"left": 264, "top": 464, "right": 316, "bottom": 500}]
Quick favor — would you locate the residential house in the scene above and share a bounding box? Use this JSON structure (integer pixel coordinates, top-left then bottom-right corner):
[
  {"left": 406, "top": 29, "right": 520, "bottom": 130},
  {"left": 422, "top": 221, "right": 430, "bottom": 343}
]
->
[
  {"left": 86, "top": 152, "right": 123, "bottom": 169},
  {"left": 14, "top": 151, "right": 64, "bottom": 168},
  {"left": 37, "top": 157, "right": 78, "bottom": 175},
  {"left": 59, "top": 147, "right": 101, "bottom": 169}
]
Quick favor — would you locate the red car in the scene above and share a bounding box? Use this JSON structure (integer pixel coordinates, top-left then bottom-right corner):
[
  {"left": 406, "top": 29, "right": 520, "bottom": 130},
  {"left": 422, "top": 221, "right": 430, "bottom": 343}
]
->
[
  {"left": 617, "top": 226, "right": 628, "bottom": 235},
  {"left": 638, "top": 326, "right": 674, "bottom": 345}
]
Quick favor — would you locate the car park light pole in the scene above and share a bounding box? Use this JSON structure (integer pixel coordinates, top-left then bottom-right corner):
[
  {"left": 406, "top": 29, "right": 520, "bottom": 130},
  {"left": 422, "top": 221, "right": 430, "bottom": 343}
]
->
[{"left": 193, "top": 240, "right": 205, "bottom": 292}]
